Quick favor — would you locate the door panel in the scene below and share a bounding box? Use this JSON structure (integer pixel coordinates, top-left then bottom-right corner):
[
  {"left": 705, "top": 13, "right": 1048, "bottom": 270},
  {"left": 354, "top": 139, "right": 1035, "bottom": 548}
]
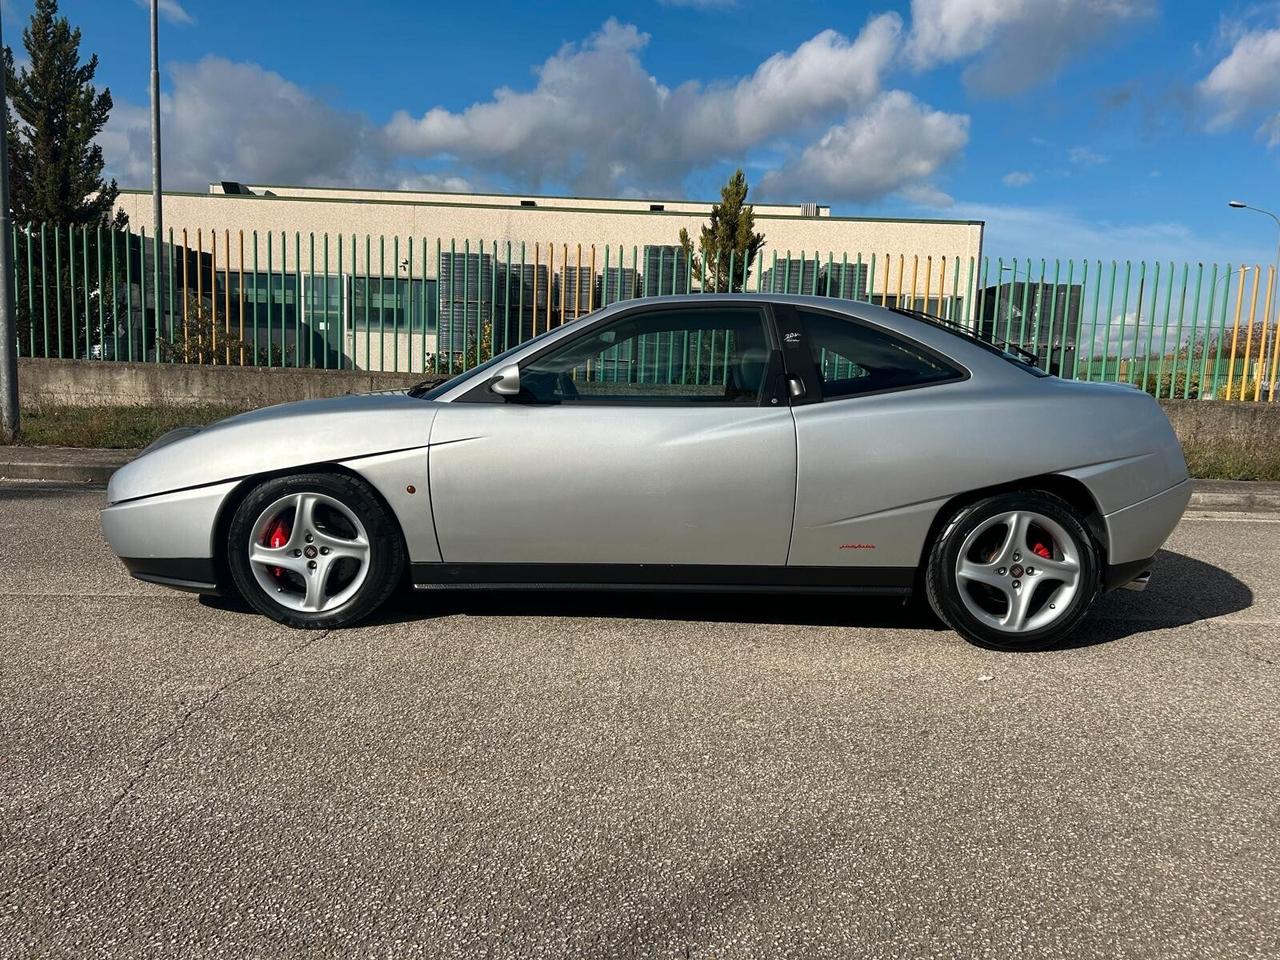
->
[
  {"left": 429, "top": 404, "right": 797, "bottom": 564},
  {"left": 788, "top": 389, "right": 966, "bottom": 568},
  {"left": 784, "top": 305, "right": 971, "bottom": 569}
]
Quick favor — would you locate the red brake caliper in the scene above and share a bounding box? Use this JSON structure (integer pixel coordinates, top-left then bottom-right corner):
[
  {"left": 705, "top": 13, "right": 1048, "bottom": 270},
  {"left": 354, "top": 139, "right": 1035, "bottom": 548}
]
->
[
  {"left": 266, "top": 520, "right": 290, "bottom": 577},
  {"left": 1032, "top": 541, "right": 1052, "bottom": 559}
]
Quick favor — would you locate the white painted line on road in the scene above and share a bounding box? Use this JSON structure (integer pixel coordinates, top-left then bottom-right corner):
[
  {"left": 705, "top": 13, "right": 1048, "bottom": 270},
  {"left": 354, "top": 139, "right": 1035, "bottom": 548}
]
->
[{"left": 1183, "top": 514, "right": 1280, "bottom": 523}]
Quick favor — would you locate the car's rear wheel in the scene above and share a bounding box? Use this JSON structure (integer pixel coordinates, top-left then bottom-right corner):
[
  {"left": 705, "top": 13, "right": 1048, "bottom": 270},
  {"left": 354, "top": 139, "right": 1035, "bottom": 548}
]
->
[
  {"left": 925, "top": 491, "right": 1100, "bottom": 651},
  {"left": 226, "top": 472, "right": 405, "bottom": 629}
]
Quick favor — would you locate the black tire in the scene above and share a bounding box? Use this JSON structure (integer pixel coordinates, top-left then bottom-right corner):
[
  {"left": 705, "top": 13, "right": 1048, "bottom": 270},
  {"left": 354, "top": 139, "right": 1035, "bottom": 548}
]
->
[
  {"left": 925, "top": 490, "right": 1100, "bottom": 651},
  {"left": 226, "top": 472, "right": 406, "bottom": 629}
]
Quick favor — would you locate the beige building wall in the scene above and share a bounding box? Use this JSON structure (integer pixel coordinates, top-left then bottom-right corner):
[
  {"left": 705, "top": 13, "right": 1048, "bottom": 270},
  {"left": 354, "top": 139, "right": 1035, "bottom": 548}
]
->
[
  {"left": 110, "top": 185, "right": 984, "bottom": 373},
  {"left": 115, "top": 186, "right": 984, "bottom": 291},
  {"left": 226, "top": 183, "right": 829, "bottom": 218}
]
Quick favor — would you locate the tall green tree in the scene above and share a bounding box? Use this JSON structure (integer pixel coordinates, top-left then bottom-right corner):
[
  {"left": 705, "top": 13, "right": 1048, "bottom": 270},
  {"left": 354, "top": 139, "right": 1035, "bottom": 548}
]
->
[
  {"left": 5, "top": 0, "right": 126, "bottom": 358},
  {"left": 5, "top": 0, "right": 123, "bottom": 226},
  {"left": 678, "top": 169, "right": 766, "bottom": 293}
]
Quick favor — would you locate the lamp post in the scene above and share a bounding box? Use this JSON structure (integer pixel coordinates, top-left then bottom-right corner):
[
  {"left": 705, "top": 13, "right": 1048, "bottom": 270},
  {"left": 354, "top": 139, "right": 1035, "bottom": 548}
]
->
[
  {"left": 1228, "top": 200, "right": 1280, "bottom": 306},
  {"left": 150, "top": 0, "right": 163, "bottom": 356},
  {"left": 0, "top": 9, "right": 19, "bottom": 442}
]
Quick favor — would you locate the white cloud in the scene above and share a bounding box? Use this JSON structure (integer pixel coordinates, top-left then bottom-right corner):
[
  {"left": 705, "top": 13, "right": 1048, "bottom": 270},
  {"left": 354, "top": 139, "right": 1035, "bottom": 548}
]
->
[
  {"left": 134, "top": 0, "right": 195, "bottom": 25},
  {"left": 1068, "top": 145, "right": 1107, "bottom": 165},
  {"left": 676, "top": 17, "right": 902, "bottom": 156},
  {"left": 102, "top": 57, "right": 470, "bottom": 193},
  {"left": 1261, "top": 114, "right": 1280, "bottom": 148},
  {"left": 757, "top": 92, "right": 968, "bottom": 203},
  {"left": 385, "top": 15, "right": 905, "bottom": 194},
  {"left": 102, "top": 17, "right": 973, "bottom": 206},
  {"left": 1002, "top": 170, "right": 1034, "bottom": 187},
  {"left": 1198, "top": 26, "right": 1280, "bottom": 146},
  {"left": 906, "top": 0, "right": 1153, "bottom": 95}
]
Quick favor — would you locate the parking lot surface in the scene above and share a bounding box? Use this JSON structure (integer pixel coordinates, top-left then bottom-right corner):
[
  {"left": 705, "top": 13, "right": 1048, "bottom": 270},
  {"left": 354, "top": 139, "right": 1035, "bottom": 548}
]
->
[{"left": 0, "top": 480, "right": 1276, "bottom": 959}]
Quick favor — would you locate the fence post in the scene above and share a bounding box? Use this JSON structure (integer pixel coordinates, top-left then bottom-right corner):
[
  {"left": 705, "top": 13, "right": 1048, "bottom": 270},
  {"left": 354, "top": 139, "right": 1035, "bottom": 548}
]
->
[
  {"left": 1225, "top": 267, "right": 1248, "bottom": 399},
  {"left": 1239, "top": 267, "right": 1261, "bottom": 401},
  {"left": 1252, "top": 265, "right": 1274, "bottom": 401},
  {"left": 1184, "top": 264, "right": 1204, "bottom": 400},
  {"left": 1145, "top": 263, "right": 1166, "bottom": 388}
]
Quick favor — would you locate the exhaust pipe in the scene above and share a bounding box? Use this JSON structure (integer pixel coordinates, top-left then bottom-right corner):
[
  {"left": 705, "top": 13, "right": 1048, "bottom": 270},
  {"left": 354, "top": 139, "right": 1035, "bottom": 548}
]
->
[{"left": 1120, "top": 571, "right": 1151, "bottom": 592}]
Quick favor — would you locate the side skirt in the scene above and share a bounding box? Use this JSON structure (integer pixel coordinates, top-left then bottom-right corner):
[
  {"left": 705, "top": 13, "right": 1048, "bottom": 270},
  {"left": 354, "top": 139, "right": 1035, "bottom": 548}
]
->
[{"left": 411, "top": 562, "right": 914, "bottom": 595}]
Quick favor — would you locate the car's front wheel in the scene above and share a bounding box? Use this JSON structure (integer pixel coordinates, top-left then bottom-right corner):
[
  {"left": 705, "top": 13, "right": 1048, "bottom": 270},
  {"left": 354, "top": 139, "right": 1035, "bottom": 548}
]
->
[
  {"left": 925, "top": 491, "right": 1100, "bottom": 651},
  {"left": 226, "top": 472, "right": 406, "bottom": 629}
]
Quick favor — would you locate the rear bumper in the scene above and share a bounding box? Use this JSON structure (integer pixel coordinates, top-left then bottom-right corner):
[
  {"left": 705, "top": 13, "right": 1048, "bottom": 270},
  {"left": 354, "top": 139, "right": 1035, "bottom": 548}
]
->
[
  {"left": 1103, "top": 555, "right": 1155, "bottom": 592},
  {"left": 1103, "top": 478, "right": 1192, "bottom": 565}
]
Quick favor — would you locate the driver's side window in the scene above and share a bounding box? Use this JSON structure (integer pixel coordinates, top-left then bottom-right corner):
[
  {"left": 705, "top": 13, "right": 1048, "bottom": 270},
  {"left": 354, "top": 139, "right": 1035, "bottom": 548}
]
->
[{"left": 517, "top": 306, "right": 772, "bottom": 405}]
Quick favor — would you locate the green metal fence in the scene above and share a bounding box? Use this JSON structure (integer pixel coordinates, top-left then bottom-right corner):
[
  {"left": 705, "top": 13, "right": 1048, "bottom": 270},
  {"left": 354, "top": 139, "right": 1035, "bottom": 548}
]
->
[{"left": 10, "top": 223, "right": 1280, "bottom": 402}]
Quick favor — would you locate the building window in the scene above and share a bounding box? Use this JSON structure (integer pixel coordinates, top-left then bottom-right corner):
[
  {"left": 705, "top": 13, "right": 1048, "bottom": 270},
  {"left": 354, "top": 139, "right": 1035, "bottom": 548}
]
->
[{"left": 351, "top": 277, "right": 435, "bottom": 332}]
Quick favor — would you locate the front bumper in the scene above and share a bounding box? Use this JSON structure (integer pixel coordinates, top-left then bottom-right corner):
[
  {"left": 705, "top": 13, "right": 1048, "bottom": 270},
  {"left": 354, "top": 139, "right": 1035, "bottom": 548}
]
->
[
  {"left": 121, "top": 556, "right": 219, "bottom": 593},
  {"left": 101, "top": 480, "right": 238, "bottom": 594}
]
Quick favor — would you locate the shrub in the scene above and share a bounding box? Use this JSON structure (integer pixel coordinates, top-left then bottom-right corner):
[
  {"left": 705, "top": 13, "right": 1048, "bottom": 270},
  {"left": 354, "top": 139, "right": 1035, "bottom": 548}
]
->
[
  {"left": 157, "top": 295, "right": 291, "bottom": 366},
  {"left": 1141, "top": 365, "right": 1201, "bottom": 400}
]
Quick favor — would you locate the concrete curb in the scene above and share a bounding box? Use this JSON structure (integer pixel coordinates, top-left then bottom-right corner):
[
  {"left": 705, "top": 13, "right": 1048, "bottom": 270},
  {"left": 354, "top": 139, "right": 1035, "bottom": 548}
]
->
[
  {"left": 3, "top": 448, "right": 1280, "bottom": 514},
  {"left": 0, "top": 447, "right": 138, "bottom": 484},
  {"left": 1187, "top": 480, "right": 1280, "bottom": 515}
]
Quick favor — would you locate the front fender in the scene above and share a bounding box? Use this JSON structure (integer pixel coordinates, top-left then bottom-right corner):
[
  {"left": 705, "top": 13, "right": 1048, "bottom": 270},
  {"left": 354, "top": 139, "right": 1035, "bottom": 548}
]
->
[{"left": 107, "top": 394, "right": 440, "bottom": 504}]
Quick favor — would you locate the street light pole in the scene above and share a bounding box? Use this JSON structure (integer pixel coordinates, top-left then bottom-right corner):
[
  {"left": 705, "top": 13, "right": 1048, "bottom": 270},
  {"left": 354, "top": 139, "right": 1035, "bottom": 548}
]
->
[
  {"left": 150, "top": 0, "right": 163, "bottom": 343},
  {"left": 1228, "top": 200, "right": 1280, "bottom": 311},
  {"left": 0, "top": 9, "right": 20, "bottom": 442}
]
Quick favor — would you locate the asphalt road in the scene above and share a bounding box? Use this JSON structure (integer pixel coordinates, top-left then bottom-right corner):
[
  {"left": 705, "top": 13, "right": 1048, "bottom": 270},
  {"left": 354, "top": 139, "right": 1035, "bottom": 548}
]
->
[{"left": 0, "top": 481, "right": 1276, "bottom": 960}]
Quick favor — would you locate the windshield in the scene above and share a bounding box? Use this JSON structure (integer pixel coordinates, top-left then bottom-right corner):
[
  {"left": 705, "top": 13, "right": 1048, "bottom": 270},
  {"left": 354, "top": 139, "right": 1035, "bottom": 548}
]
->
[
  {"left": 891, "top": 308, "right": 1050, "bottom": 377},
  {"left": 409, "top": 319, "right": 588, "bottom": 400}
]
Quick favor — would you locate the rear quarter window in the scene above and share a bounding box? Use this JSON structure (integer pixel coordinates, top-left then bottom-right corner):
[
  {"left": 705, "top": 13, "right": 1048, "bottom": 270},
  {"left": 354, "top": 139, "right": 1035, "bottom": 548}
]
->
[{"left": 797, "top": 309, "right": 964, "bottom": 400}]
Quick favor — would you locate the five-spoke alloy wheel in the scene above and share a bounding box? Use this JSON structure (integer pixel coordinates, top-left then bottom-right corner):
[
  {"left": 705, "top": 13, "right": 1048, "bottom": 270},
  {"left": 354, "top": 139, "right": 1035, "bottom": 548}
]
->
[
  {"left": 925, "top": 491, "right": 1100, "bottom": 650},
  {"left": 226, "top": 472, "right": 405, "bottom": 629}
]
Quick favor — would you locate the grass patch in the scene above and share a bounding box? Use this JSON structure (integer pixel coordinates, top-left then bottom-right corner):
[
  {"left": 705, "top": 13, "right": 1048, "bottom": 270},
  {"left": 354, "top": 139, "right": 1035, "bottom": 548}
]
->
[
  {"left": 8, "top": 404, "right": 248, "bottom": 449},
  {"left": 1181, "top": 441, "right": 1280, "bottom": 482}
]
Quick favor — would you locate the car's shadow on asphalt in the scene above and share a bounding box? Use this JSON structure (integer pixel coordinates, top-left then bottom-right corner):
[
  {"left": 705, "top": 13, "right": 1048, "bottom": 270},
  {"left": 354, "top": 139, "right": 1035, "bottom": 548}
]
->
[
  {"left": 1057, "top": 548, "right": 1253, "bottom": 649},
  {"left": 375, "top": 587, "right": 942, "bottom": 631},
  {"left": 201, "top": 548, "right": 1252, "bottom": 648}
]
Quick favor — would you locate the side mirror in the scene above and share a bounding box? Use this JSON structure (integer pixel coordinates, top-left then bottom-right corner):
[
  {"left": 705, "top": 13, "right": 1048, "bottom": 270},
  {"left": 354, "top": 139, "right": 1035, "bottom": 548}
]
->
[{"left": 490, "top": 363, "right": 521, "bottom": 397}]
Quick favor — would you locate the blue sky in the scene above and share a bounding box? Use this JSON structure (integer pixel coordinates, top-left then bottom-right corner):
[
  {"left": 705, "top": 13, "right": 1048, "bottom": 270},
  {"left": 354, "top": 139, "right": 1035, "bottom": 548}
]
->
[{"left": 6, "top": 0, "right": 1280, "bottom": 266}]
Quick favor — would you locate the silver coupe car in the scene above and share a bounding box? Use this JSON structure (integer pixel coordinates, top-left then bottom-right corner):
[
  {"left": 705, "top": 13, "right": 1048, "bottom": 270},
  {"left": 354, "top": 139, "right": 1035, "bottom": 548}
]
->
[{"left": 101, "top": 294, "right": 1190, "bottom": 650}]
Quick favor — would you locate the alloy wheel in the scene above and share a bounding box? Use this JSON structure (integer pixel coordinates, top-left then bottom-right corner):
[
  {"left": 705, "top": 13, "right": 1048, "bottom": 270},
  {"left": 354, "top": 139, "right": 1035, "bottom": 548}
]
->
[
  {"left": 953, "top": 509, "right": 1082, "bottom": 635},
  {"left": 247, "top": 492, "right": 371, "bottom": 614}
]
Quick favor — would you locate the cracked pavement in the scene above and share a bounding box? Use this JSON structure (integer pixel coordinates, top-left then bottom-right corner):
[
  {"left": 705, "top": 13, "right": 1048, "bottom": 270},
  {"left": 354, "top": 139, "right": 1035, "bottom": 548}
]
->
[{"left": 0, "top": 480, "right": 1277, "bottom": 959}]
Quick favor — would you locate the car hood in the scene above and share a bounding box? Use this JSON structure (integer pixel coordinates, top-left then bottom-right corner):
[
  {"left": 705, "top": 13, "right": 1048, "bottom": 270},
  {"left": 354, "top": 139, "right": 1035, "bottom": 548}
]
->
[{"left": 107, "top": 392, "right": 440, "bottom": 504}]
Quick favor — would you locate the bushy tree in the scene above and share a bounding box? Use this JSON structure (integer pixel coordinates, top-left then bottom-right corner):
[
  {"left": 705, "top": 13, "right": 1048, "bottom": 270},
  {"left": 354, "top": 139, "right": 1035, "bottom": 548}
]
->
[
  {"left": 5, "top": 0, "right": 127, "bottom": 358},
  {"left": 678, "top": 169, "right": 765, "bottom": 293}
]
